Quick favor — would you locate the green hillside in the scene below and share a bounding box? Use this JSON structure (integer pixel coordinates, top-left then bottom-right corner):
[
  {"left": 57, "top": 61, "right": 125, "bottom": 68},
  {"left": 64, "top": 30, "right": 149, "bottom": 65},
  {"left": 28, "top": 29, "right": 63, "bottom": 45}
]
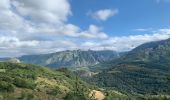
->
[
  {"left": 124, "top": 38, "right": 170, "bottom": 69},
  {"left": 0, "top": 62, "right": 141, "bottom": 100},
  {"left": 88, "top": 39, "right": 170, "bottom": 96},
  {"left": 0, "top": 62, "right": 93, "bottom": 100}
]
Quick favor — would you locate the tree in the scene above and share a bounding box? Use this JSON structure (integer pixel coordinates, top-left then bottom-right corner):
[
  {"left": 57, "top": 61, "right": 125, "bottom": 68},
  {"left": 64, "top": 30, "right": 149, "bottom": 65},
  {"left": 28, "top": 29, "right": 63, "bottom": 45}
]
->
[{"left": 65, "top": 76, "right": 91, "bottom": 100}]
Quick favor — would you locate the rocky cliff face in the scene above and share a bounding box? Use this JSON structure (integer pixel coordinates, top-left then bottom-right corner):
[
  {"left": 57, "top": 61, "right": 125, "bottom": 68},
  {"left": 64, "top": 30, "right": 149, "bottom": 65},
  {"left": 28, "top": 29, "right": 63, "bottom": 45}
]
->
[{"left": 19, "top": 50, "right": 120, "bottom": 68}]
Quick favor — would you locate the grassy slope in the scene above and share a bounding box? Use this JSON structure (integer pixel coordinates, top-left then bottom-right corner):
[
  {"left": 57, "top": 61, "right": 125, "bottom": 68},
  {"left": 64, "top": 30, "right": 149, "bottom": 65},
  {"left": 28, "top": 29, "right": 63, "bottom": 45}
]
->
[{"left": 0, "top": 62, "right": 92, "bottom": 100}]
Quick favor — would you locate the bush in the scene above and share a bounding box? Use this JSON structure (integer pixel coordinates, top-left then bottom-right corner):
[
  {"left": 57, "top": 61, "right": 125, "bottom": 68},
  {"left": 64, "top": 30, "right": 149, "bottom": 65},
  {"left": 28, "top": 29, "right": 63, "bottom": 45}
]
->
[
  {"left": 65, "top": 91, "right": 90, "bottom": 100},
  {"left": 0, "top": 75, "right": 13, "bottom": 83},
  {"left": 18, "top": 92, "right": 35, "bottom": 100},
  {"left": 13, "top": 77, "right": 36, "bottom": 89},
  {"left": 46, "top": 86, "right": 61, "bottom": 96},
  {"left": 0, "top": 81, "right": 15, "bottom": 92}
]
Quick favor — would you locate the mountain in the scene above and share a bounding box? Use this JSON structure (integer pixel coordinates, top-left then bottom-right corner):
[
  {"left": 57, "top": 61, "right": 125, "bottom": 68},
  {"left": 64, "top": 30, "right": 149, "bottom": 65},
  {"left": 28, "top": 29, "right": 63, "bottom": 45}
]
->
[
  {"left": 88, "top": 38, "right": 170, "bottom": 95},
  {"left": 125, "top": 38, "right": 170, "bottom": 63},
  {"left": 18, "top": 50, "right": 120, "bottom": 68},
  {"left": 0, "top": 62, "right": 168, "bottom": 100},
  {"left": 0, "top": 58, "right": 9, "bottom": 62}
]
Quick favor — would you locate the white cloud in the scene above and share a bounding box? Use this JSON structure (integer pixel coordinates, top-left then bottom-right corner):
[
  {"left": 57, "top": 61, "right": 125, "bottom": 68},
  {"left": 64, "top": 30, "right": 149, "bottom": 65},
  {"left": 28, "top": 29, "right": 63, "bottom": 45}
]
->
[
  {"left": 12, "top": 0, "right": 71, "bottom": 24},
  {"left": 0, "top": 0, "right": 107, "bottom": 41},
  {"left": 79, "top": 25, "right": 108, "bottom": 39},
  {"left": 0, "top": 0, "right": 10, "bottom": 10},
  {"left": 0, "top": 36, "right": 39, "bottom": 48},
  {"left": 0, "top": 28, "right": 170, "bottom": 57},
  {"left": 93, "top": 29, "right": 170, "bottom": 51},
  {"left": 0, "top": 36, "right": 78, "bottom": 57},
  {"left": 134, "top": 28, "right": 153, "bottom": 32},
  {"left": 88, "top": 9, "right": 118, "bottom": 21}
]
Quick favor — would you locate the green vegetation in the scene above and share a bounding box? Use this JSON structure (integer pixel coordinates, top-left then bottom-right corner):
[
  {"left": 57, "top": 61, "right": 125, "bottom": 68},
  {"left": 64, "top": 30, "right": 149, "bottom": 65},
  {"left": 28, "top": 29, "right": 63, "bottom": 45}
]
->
[
  {"left": 0, "top": 81, "right": 14, "bottom": 92},
  {"left": 13, "top": 77, "right": 36, "bottom": 89},
  {"left": 89, "top": 63, "right": 170, "bottom": 95},
  {"left": 64, "top": 78, "right": 91, "bottom": 100},
  {"left": 0, "top": 62, "right": 92, "bottom": 100},
  {"left": 87, "top": 39, "right": 170, "bottom": 97}
]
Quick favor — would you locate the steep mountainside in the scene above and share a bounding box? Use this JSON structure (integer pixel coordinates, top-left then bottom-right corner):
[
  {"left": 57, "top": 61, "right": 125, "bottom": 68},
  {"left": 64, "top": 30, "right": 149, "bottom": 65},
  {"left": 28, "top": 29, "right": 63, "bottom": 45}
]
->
[
  {"left": 89, "top": 38, "right": 170, "bottom": 95},
  {"left": 125, "top": 38, "right": 170, "bottom": 63},
  {"left": 18, "top": 50, "right": 120, "bottom": 68}
]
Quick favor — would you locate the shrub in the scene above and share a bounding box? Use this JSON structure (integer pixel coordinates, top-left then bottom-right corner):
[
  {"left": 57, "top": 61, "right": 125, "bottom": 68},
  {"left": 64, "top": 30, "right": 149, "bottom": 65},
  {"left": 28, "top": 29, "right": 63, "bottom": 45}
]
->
[
  {"left": 0, "top": 75, "right": 13, "bottom": 83},
  {"left": 18, "top": 92, "right": 35, "bottom": 100},
  {"left": 13, "top": 77, "right": 36, "bottom": 89},
  {"left": 0, "top": 81, "right": 15, "bottom": 92},
  {"left": 65, "top": 91, "right": 90, "bottom": 100},
  {"left": 46, "top": 86, "right": 61, "bottom": 96}
]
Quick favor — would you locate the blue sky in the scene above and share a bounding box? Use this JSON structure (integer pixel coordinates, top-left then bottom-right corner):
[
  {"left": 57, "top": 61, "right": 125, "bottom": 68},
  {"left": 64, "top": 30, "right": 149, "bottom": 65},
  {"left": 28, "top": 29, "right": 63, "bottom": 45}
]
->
[
  {"left": 70, "top": 0, "right": 170, "bottom": 36},
  {"left": 0, "top": 0, "right": 170, "bottom": 57}
]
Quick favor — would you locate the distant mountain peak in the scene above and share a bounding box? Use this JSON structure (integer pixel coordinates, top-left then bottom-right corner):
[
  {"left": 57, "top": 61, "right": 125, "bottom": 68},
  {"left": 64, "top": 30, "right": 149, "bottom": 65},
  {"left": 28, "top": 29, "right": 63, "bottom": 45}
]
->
[{"left": 19, "top": 50, "right": 120, "bottom": 68}]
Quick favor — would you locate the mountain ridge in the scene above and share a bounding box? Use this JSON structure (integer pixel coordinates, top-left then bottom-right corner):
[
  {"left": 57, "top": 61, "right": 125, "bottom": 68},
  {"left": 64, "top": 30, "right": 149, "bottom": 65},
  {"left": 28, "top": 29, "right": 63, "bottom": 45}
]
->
[
  {"left": 18, "top": 50, "right": 120, "bottom": 68},
  {"left": 88, "top": 38, "right": 170, "bottom": 95}
]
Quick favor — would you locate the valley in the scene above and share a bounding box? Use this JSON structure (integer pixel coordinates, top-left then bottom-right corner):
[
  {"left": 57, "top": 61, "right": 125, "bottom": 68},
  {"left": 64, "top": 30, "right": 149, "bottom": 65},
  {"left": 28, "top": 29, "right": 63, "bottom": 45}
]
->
[{"left": 1, "top": 0, "right": 170, "bottom": 99}]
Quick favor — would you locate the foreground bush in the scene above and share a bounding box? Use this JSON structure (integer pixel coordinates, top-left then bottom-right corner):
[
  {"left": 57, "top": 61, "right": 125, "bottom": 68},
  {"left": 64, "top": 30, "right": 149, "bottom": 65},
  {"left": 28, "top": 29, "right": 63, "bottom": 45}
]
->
[
  {"left": 0, "top": 81, "right": 15, "bottom": 92},
  {"left": 13, "top": 77, "right": 36, "bottom": 89},
  {"left": 65, "top": 91, "right": 90, "bottom": 100}
]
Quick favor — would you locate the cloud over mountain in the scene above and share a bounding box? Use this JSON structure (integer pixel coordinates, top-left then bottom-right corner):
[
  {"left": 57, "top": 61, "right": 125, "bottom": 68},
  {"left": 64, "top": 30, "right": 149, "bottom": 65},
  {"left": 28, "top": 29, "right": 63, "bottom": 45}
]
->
[{"left": 0, "top": 0, "right": 170, "bottom": 57}]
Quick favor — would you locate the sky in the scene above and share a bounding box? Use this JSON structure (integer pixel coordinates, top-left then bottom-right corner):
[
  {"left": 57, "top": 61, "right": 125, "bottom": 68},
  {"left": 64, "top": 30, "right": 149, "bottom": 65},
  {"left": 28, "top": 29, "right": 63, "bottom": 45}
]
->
[{"left": 0, "top": 0, "right": 170, "bottom": 57}]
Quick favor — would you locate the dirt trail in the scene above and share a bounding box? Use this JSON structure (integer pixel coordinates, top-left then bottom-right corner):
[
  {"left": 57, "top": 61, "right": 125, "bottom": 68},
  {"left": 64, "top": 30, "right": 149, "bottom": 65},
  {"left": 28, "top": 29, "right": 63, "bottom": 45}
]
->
[{"left": 90, "top": 90, "right": 105, "bottom": 100}]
